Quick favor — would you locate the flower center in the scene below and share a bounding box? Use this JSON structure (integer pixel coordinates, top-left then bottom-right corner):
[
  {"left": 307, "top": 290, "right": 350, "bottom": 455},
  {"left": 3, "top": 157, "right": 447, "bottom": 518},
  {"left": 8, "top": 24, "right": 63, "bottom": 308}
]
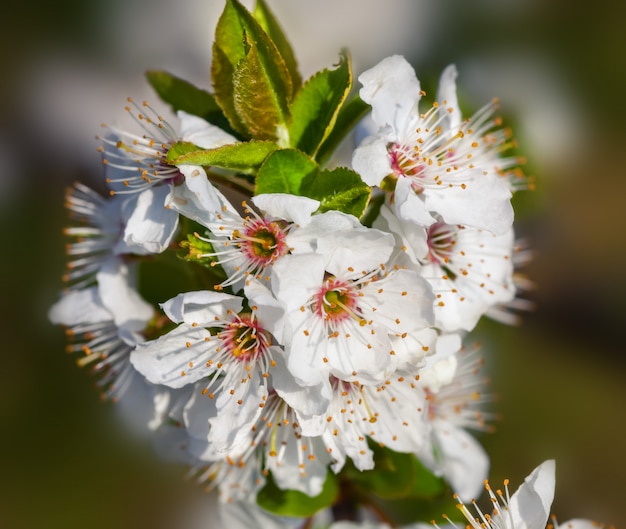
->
[
  {"left": 218, "top": 314, "right": 270, "bottom": 362},
  {"left": 389, "top": 142, "right": 424, "bottom": 179},
  {"left": 313, "top": 277, "right": 363, "bottom": 325},
  {"left": 236, "top": 218, "right": 289, "bottom": 267},
  {"left": 427, "top": 222, "right": 458, "bottom": 265}
]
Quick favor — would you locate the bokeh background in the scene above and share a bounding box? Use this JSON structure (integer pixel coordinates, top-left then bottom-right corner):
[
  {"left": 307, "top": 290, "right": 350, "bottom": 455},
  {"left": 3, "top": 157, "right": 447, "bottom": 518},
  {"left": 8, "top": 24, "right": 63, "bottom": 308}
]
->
[{"left": 1, "top": 0, "right": 624, "bottom": 528}]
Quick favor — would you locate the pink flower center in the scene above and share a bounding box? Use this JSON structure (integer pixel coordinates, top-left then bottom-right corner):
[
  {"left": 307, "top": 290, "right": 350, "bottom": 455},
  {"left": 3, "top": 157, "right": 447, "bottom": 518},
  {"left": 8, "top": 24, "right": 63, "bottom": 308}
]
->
[
  {"left": 313, "top": 277, "right": 363, "bottom": 325},
  {"left": 389, "top": 142, "right": 425, "bottom": 179},
  {"left": 427, "top": 222, "right": 458, "bottom": 265},
  {"left": 218, "top": 314, "right": 270, "bottom": 362},
  {"left": 235, "top": 218, "right": 289, "bottom": 269}
]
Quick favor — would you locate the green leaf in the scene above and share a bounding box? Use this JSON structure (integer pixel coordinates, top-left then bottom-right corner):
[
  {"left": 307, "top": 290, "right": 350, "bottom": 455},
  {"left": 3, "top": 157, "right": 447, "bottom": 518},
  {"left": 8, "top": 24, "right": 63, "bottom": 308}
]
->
[
  {"left": 289, "top": 49, "right": 352, "bottom": 158},
  {"left": 257, "top": 470, "right": 339, "bottom": 517},
  {"left": 317, "top": 94, "right": 371, "bottom": 166},
  {"left": 145, "top": 70, "right": 219, "bottom": 118},
  {"left": 211, "top": 0, "right": 249, "bottom": 136},
  {"left": 253, "top": 0, "right": 302, "bottom": 93},
  {"left": 167, "top": 140, "right": 279, "bottom": 174},
  {"left": 343, "top": 445, "right": 445, "bottom": 502},
  {"left": 301, "top": 166, "right": 370, "bottom": 218},
  {"left": 255, "top": 148, "right": 318, "bottom": 195},
  {"left": 211, "top": 0, "right": 293, "bottom": 141},
  {"left": 233, "top": 31, "right": 292, "bottom": 140},
  {"left": 145, "top": 70, "right": 236, "bottom": 135},
  {"left": 375, "top": 494, "right": 463, "bottom": 526},
  {"left": 167, "top": 141, "right": 200, "bottom": 160}
]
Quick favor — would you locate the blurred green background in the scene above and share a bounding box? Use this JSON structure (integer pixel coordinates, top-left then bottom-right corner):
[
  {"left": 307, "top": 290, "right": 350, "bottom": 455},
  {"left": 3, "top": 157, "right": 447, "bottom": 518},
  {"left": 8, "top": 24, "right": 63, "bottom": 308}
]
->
[{"left": 1, "top": 1, "right": 624, "bottom": 528}]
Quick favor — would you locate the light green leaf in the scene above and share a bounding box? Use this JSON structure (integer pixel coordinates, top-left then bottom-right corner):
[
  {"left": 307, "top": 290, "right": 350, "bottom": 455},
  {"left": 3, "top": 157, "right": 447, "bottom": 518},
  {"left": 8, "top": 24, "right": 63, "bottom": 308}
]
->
[
  {"left": 317, "top": 94, "right": 371, "bottom": 166},
  {"left": 253, "top": 0, "right": 302, "bottom": 93},
  {"left": 211, "top": 0, "right": 248, "bottom": 136},
  {"left": 288, "top": 50, "right": 352, "bottom": 158},
  {"left": 255, "top": 148, "right": 318, "bottom": 195},
  {"left": 301, "top": 166, "right": 370, "bottom": 218},
  {"left": 233, "top": 31, "right": 292, "bottom": 140},
  {"left": 256, "top": 471, "right": 339, "bottom": 517},
  {"left": 211, "top": 0, "right": 293, "bottom": 141},
  {"left": 167, "top": 140, "right": 279, "bottom": 174}
]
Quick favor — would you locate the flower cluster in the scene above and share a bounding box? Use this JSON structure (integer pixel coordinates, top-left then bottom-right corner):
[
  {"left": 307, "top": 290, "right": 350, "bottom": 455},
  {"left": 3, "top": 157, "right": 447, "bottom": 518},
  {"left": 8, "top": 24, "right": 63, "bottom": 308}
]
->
[{"left": 47, "top": 1, "right": 609, "bottom": 527}]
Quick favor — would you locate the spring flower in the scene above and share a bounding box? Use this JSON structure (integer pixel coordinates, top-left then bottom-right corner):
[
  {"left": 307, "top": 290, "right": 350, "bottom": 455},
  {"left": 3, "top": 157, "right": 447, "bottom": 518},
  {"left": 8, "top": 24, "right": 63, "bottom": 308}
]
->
[
  {"left": 49, "top": 258, "right": 154, "bottom": 402},
  {"left": 375, "top": 204, "right": 516, "bottom": 332},
  {"left": 130, "top": 280, "right": 289, "bottom": 452},
  {"left": 97, "top": 101, "right": 237, "bottom": 252},
  {"left": 171, "top": 188, "right": 321, "bottom": 292},
  {"left": 270, "top": 212, "right": 436, "bottom": 386},
  {"left": 352, "top": 56, "right": 516, "bottom": 235},
  {"left": 299, "top": 375, "right": 429, "bottom": 472},
  {"left": 186, "top": 389, "right": 332, "bottom": 500},
  {"left": 98, "top": 101, "right": 235, "bottom": 194},
  {"left": 438, "top": 460, "right": 555, "bottom": 529},
  {"left": 62, "top": 182, "right": 179, "bottom": 289},
  {"left": 416, "top": 339, "right": 492, "bottom": 501}
]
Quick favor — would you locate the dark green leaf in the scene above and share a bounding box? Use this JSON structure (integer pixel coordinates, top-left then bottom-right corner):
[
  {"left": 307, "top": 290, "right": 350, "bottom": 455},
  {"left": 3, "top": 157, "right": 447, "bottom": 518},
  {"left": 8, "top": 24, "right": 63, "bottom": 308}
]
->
[
  {"left": 257, "top": 470, "right": 339, "bottom": 517},
  {"left": 375, "top": 494, "right": 463, "bottom": 526},
  {"left": 255, "top": 148, "right": 318, "bottom": 195},
  {"left": 317, "top": 94, "right": 371, "bottom": 166},
  {"left": 145, "top": 70, "right": 219, "bottom": 118},
  {"left": 301, "top": 166, "right": 370, "bottom": 218},
  {"left": 233, "top": 31, "right": 292, "bottom": 140},
  {"left": 342, "top": 445, "right": 446, "bottom": 505},
  {"left": 406, "top": 457, "right": 446, "bottom": 499},
  {"left": 167, "top": 140, "right": 279, "bottom": 174},
  {"left": 145, "top": 70, "right": 236, "bottom": 135},
  {"left": 289, "top": 50, "right": 352, "bottom": 158},
  {"left": 253, "top": 0, "right": 302, "bottom": 93}
]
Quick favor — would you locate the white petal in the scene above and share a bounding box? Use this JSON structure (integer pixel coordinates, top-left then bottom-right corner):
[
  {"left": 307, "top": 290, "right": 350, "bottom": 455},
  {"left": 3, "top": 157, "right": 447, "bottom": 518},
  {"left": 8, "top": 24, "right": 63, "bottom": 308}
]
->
[
  {"left": 377, "top": 203, "right": 429, "bottom": 263},
  {"left": 167, "top": 170, "right": 235, "bottom": 225},
  {"left": 509, "top": 459, "right": 556, "bottom": 529},
  {"left": 365, "top": 382, "right": 429, "bottom": 453},
  {"left": 161, "top": 290, "right": 243, "bottom": 326},
  {"left": 359, "top": 55, "right": 421, "bottom": 133},
  {"left": 182, "top": 384, "right": 217, "bottom": 442},
  {"left": 361, "top": 269, "right": 435, "bottom": 332},
  {"left": 208, "top": 375, "right": 267, "bottom": 453},
  {"left": 270, "top": 254, "right": 326, "bottom": 312},
  {"left": 431, "top": 420, "right": 489, "bottom": 502},
  {"left": 178, "top": 110, "right": 237, "bottom": 148},
  {"left": 423, "top": 173, "right": 513, "bottom": 235},
  {"left": 394, "top": 177, "right": 437, "bottom": 227},
  {"left": 267, "top": 437, "right": 330, "bottom": 496},
  {"left": 436, "top": 64, "right": 462, "bottom": 131},
  {"left": 130, "top": 325, "right": 213, "bottom": 388},
  {"left": 252, "top": 193, "right": 320, "bottom": 226},
  {"left": 97, "top": 257, "right": 153, "bottom": 331},
  {"left": 352, "top": 133, "right": 393, "bottom": 187},
  {"left": 271, "top": 352, "right": 331, "bottom": 418},
  {"left": 121, "top": 186, "right": 179, "bottom": 254},
  {"left": 243, "top": 280, "right": 287, "bottom": 343},
  {"left": 316, "top": 224, "right": 395, "bottom": 278},
  {"left": 48, "top": 288, "right": 110, "bottom": 325}
]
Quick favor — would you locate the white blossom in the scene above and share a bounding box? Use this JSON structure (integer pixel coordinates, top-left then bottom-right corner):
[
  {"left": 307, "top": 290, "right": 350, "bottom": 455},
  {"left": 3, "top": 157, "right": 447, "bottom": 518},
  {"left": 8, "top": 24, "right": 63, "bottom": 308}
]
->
[{"left": 353, "top": 56, "right": 517, "bottom": 235}]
